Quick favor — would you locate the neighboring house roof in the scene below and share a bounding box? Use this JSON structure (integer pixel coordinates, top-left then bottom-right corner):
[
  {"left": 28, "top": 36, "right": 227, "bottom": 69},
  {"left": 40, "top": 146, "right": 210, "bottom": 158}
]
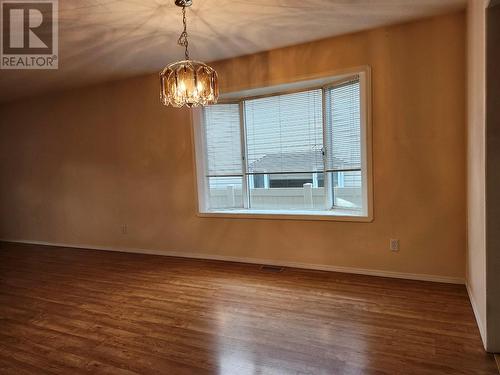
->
[{"left": 248, "top": 151, "right": 344, "bottom": 173}]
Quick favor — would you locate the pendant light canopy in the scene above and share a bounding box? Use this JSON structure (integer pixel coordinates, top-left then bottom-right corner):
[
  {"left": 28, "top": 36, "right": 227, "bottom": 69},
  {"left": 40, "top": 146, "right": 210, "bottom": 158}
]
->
[{"left": 160, "top": 0, "right": 218, "bottom": 108}]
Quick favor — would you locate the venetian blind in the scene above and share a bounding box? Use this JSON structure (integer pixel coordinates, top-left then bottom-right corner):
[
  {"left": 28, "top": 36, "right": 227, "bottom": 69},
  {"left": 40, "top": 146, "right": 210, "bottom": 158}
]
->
[
  {"left": 244, "top": 89, "right": 324, "bottom": 175},
  {"left": 325, "top": 78, "right": 361, "bottom": 172},
  {"left": 203, "top": 104, "right": 243, "bottom": 177}
]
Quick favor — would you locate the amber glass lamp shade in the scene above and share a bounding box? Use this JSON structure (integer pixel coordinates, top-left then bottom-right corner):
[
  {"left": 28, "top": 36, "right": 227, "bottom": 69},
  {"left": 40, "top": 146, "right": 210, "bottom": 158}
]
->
[{"left": 160, "top": 60, "right": 218, "bottom": 108}]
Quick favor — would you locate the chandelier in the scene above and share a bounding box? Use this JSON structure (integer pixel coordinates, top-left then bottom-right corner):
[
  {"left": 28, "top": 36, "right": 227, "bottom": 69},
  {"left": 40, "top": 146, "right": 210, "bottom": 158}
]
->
[{"left": 160, "top": 0, "right": 219, "bottom": 108}]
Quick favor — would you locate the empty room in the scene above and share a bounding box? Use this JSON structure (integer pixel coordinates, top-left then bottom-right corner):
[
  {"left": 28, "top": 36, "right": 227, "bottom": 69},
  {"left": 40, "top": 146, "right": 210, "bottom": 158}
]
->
[{"left": 0, "top": 0, "right": 499, "bottom": 373}]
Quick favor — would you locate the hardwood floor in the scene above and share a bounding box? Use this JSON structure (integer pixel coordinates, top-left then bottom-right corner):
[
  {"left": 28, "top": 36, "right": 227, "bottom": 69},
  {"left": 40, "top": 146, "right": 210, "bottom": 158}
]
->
[{"left": 0, "top": 242, "right": 496, "bottom": 375}]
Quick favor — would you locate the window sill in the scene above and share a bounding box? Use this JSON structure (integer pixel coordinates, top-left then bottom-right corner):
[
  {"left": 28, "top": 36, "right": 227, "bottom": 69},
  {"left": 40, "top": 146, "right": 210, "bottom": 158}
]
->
[{"left": 197, "top": 208, "right": 373, "bottom": 222}]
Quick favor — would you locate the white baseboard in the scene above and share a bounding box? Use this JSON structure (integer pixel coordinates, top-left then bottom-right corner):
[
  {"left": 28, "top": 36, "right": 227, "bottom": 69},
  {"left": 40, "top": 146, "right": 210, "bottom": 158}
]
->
[
  {"left": 466, "top": 282, "right": 488, "bottom": 350},
  {"left": 0, "top": 238, "right": 465, "bottom": 285}
]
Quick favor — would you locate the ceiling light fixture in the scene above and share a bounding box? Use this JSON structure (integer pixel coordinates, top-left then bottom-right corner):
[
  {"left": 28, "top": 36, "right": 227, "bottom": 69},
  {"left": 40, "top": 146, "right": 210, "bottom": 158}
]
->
[{"left": 160, "top": 0, "right": 219, "bottom": 108}]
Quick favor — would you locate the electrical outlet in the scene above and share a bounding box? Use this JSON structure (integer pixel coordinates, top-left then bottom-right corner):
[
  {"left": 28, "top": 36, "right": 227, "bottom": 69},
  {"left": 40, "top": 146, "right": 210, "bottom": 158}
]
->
[
  {"left": 390, "top": 239, "right": 399, "bottom": 252},
  {"left": 121, "top": 224, "right": 128, "bottom": 235}
]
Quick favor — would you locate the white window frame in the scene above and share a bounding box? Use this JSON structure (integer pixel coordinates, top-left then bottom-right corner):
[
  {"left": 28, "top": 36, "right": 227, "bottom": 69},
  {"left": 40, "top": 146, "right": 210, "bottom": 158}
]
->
[{"left": 191, "top": 66, "right": 373, "bottom": 222}]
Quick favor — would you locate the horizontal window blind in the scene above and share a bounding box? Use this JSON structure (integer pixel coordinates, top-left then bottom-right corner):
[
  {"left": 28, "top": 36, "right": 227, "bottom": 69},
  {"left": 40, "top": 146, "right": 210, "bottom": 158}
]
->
[
  {"left": 244, "top": 90, "right": 323, "bottom": 174},
  {"left": 203, "top": 104, "right": 243, "bottom": 177},
  {"left": 325, "top": 78, "right": 361, "bottom": 172}
]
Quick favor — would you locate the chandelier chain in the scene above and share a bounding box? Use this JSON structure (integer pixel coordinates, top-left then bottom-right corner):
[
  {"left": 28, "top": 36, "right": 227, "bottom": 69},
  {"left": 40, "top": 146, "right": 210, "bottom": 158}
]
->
[{"left": 177, "top": 6, "right": 190, "bottom": 60}]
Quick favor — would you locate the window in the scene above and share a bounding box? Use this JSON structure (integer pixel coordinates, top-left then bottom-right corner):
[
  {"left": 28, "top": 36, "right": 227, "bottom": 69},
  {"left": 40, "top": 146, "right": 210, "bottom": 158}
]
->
[{"left": 194, "top": 69, "right": 372, "bottom": 220}]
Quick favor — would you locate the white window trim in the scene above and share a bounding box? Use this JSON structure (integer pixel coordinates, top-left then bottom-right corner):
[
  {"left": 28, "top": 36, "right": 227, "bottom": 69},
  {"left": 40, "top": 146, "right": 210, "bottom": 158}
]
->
[{"left": 190, "top": 66, "right": 373, "bottom": 222}]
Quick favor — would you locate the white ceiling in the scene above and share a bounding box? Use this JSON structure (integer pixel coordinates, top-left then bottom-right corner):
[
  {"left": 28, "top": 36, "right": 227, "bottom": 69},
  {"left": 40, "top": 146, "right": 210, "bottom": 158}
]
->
[{"left": 0, "top": 0, "right": 466, "bottom": 102}]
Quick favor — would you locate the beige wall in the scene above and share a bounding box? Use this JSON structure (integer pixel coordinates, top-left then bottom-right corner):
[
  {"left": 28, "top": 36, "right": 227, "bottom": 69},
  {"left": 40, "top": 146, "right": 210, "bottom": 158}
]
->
[
  {"left": 466, "top": 0, "right": 488, "bottom": 349},
  {"left": 0, "top": 13, "right": 466, "bottom": 281},
  {"left": 486, "top": 0, "right": 500, "bottom": 353}
]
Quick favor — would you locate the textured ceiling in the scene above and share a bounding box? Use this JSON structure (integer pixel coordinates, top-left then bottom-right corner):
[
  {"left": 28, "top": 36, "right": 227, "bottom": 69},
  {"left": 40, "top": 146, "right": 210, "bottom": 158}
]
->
[{"left": 0, "top": 0, "right": 465, "bottom": 102}]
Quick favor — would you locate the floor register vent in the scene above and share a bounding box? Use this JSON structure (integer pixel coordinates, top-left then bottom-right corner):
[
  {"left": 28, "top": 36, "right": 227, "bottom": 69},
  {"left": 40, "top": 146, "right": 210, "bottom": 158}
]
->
[{"left": 260, "top": 265, "right": 285, "bottom": 273}]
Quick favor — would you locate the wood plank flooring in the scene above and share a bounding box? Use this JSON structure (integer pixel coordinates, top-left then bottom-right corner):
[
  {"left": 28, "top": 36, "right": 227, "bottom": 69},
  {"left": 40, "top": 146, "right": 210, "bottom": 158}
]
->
[{"left": 0, "top": 242, "right": 497, "bottom": 375}]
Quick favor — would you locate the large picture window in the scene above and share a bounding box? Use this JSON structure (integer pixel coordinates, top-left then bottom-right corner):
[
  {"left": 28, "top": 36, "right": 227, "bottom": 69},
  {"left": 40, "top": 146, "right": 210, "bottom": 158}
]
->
[{"left": 194, "top": 69, "right": 372, "bottom": 220}]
